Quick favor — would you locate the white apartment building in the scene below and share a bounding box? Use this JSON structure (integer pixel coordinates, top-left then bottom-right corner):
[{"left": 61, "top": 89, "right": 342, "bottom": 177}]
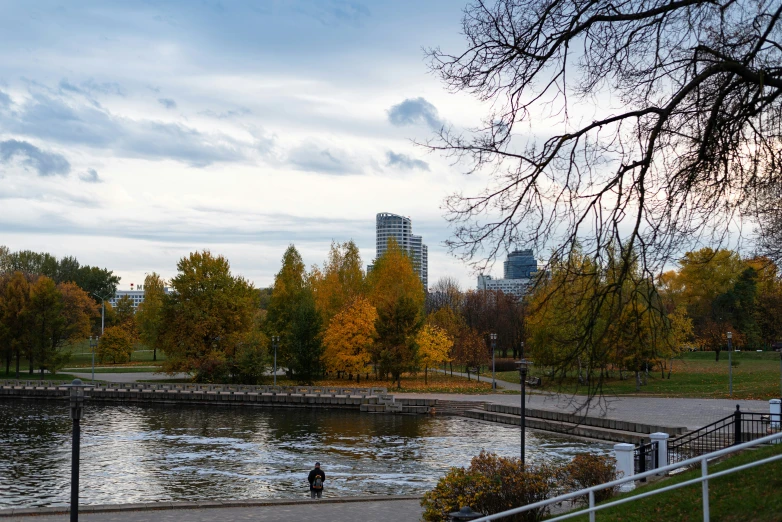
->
[
  {"left": 372, "top": 212, "right": 429, "bottom": 289},
  {"left": 476, "top": 274, "right": 531, "bottom": 297}
]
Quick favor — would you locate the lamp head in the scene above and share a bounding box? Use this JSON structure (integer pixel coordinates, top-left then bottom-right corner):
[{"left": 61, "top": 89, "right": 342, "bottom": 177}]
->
[{"left": 727, "top": 331, "right": 733, "bottom": 340}]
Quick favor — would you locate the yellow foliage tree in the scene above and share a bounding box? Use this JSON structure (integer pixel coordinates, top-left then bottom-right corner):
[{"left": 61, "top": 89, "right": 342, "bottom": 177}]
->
[
  {"left": 416, "top": 324, "right": 452, "bottom": 384},
  {"left": 312, "top": 240, "right": 365, "bottom": 326},
  {"left": 322, "top": 296, "right": 377, "bottom": 382}
]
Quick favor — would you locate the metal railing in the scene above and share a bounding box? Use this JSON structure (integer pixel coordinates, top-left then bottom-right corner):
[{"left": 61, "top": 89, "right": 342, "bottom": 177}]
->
[
  {"left": 633, "top": 440, "right": 658, "bottom": 479},
  {"left": 472, "top": 430, "right": 782, "bottom": 522},
  {"left": 668, "top": 405, "right": 775, "bottom": 465}
]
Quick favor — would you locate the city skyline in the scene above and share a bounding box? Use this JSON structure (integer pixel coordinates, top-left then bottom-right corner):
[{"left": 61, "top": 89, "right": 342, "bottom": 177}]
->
[{"left": 0, "top": 1, "right": 494, "bottom": 291}]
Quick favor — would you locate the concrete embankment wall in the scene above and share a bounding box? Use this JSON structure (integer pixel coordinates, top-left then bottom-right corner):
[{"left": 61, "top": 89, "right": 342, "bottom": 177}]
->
[{"left": 0, "top": 380, "right": 438, "bottom": 414}]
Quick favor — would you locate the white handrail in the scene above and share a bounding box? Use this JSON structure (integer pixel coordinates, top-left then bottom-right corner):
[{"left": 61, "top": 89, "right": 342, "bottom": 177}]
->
[{"left": 472, "top": 430, "right": 782, "bottom": 522}]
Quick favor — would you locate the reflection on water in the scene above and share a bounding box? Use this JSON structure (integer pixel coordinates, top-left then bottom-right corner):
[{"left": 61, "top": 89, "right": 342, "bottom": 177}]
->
[{"left": 0, "top": 401, "right": 610, "bottom": 508}]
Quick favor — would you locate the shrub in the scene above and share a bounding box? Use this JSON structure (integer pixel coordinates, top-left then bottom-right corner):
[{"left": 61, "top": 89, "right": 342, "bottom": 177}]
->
[
  {"left": 421, "top": 451, "right": 558, "bottom": 522},
  {"left": 560, "top": 453, "right": 618, "bottom": 504}
]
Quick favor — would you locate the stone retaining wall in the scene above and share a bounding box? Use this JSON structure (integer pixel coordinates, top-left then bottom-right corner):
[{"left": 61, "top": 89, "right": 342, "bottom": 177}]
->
[
  {"left": 485, "top": 403, "right": 687, "bottom": 436},
  {"left": 0, "top": 380, "right": 395, "bottom": 412}
]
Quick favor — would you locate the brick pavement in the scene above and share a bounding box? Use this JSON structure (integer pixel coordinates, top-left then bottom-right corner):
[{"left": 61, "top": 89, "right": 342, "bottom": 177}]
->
[{"left": 1, "top": 498, "right": 424, "bottom": 522}]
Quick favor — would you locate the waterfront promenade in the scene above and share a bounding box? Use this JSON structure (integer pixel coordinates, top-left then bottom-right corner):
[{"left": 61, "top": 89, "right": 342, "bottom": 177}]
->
[{"left": 0, "top": 497, "right": 424, "bottom": 522}]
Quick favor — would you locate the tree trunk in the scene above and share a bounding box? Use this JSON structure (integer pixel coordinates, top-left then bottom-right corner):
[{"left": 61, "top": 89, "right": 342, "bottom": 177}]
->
[
  {"left": 153, "top": 346, "right": 157, "bottom": 362},
  {"left": 667, "top": 359, "right": 673, "bottom": 379},
  {"left": 635, "top": 371, "right": 641, "bottom": 392},
  {"left": 425, "top": 366, "right": 428, "bottom": 385},
  {"left": 715, "top": 349, "right": 720, "bottom": 362},
  {"left": 15, "top": 349, "right": 19, "bottom": 380}
]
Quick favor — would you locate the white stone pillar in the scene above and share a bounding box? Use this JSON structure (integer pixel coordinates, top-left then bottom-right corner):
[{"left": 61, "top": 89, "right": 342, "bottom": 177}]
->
[
  {"left": 771, "top": 399, "right": 781, "bottom": 428},
  {"left": 650, "top": 432, "right": 669, "bottom": 471},
  {"left": 613, "top": 443, "right": 635, "bottom": 492}
]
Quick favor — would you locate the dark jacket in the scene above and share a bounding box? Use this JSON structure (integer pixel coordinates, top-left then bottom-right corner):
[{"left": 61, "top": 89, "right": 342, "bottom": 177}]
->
[{"left": 308, "top": 468, "right": 325, "bottom": 490}]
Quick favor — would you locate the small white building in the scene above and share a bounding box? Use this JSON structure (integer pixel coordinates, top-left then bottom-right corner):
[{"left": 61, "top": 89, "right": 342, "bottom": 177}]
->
[
  {"left": 109, "top": 284, "right": 171, "bottom": 310},
  {"left": 476, "top": 274, "right": 531, "bottom": 298}
]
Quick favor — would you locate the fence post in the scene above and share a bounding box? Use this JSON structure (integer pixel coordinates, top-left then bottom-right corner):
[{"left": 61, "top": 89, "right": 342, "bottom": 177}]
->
[
  {"left": 701, "top": 459, "right": 710, "bottom": 522},
  {"left": 771, "top": 399, "right": 781, "bottom": 444},
  {"left": 734, "top": 405, "right": 742, "bottom": 445},
  {"left": 613, "top": 443, "right": 635, "bottom": 492},
  {"left": 650, "top": 432, "right": 669, "bottom": 471}
]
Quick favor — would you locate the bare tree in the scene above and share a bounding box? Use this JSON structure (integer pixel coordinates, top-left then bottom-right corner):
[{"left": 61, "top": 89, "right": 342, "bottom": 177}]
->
[
  {"left": 426, "top": 0, "right": 781, "bottom": 275},
  {"left": 425, "top": 1, "right": 782, "bottom": 401}
]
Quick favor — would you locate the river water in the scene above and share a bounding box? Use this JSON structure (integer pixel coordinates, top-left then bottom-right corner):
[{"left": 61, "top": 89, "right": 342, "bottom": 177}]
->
[{"left": 0, "top": 400, "right": 610, "bottom": 508}]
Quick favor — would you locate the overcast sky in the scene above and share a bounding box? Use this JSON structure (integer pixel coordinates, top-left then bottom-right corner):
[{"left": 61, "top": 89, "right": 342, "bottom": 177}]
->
[{"left": 0, "top": 0, "right": 511, "bottom": 290}]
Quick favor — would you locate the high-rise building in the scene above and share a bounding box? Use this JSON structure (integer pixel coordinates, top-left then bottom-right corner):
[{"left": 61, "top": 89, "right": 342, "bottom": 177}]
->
[
  {"left": 504, "top": 249, "right": 538, "bottom": 279},
  {"left": 373, "top": 212, "right": 428, "bottom": 289}
]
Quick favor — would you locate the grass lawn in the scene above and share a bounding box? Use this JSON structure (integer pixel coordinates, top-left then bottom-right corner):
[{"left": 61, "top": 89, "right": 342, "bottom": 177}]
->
[
  {"left": 63, "top": 340, "right": 166, "bottom": 367},
  {"left": 560, "top": 441, "right": 782, "bottom": 521},
  {"left": 0, "top": 371, "right": 81, "bottom": 382},
  {"left": 496, "top": 351, "right": 782, "bottom": 400}
]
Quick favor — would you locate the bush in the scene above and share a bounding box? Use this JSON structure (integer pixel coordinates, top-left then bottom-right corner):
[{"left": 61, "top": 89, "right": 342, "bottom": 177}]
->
[
  {"left": 421, "top": 451, "right": 558, "bottom": 522},
  {"left": 560, "top": 453, "right": 618, "bottom": 504},
  {"left": 422, "top": 452, "right": 619, "bottom": 521}
]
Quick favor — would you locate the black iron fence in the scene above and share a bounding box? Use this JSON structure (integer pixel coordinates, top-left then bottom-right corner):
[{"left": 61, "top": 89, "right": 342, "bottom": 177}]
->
[
  {"left": 633, "top": 440, "right": 659, "bottom": 479},
  {"left": 668, "top": 405, "right": 781, "bottom": 465}
]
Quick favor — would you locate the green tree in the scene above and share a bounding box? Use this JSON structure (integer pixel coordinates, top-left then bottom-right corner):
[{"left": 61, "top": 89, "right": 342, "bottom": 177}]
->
[
  {"left": 136, "top": 273, "right": 166, "bottom": 361},
  {"left": 267, "top": 245, "right": 322, "bottom": 378},
  {"left": 27, "top": 276, "right": 69, "bottom": 376},
  {"left": 158, "top": 250, "right": 259, "bottom": 382}
]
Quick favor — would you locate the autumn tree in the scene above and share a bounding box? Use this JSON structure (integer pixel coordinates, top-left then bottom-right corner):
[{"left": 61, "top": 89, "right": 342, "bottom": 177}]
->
[
  {"left": 136, "top": 272, "right": 166, "bottom": 361},
  {"left": 416, "top": 324, "right": 453, "bottom": 384},
  {"left": 322, "top": 296, "right": 377, "bottom": 382},
  {"left": 158, "top": 250, "right": 259, "bottom": 382},
  {"left": 114, "top": 295, "right": 137, "bottom": 340},
  {"left": 0, "top": 272, "right": 31, "bottom": 377},
  {"left": 312, "top": 240, "right": 366, "bottom": 325},
  {"left": 369, "top": 239, "right": 425, "bottom": 387},
  {"left": 98, "top": 326, "right": 133, "bottom": 364}
]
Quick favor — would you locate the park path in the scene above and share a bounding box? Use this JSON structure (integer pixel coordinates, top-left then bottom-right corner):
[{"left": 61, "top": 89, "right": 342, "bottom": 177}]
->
[{"left": 1, "top": 498, "right": 424, "bottom": 522}]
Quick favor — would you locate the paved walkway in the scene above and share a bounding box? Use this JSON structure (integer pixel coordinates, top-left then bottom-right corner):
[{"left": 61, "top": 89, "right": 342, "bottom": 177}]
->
[{"left": 1, "top": 498, "right": 424, "bottom": 522}]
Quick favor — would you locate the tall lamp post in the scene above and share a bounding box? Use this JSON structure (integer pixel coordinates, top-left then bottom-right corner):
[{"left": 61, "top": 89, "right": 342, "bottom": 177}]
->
[
  {"left": 727, "top": 332, "right": 733, "bottom": 397},
  {"left": 516, "top": 358, "right": 533, "bottom": 466},
  {"left": 490, "top": 333, "right": 497, "bottom": 390},
  {"left": 63, "top": 379, "right": 94, "bottom": 522},
  {"left": 91, "top": 292, "right": 110, "bottom": 335},
  {"left": 88, "top": 337, "right": 99, "bottom": 382},
  {"left": 272, "top": 336, "right": 279, "bottom": 385}
]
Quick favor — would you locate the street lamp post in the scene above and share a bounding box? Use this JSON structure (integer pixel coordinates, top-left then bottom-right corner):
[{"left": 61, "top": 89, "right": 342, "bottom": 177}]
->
[
  {"left": 272, "top": 336, "right": 279, "bottom": 385},
  {"left": 88, "top": 337, "right": 99, "bottom": 382},
  {"left": 516, "top": 358, "right": 533, "bottom": 466},
  {"left": 727, "top": 332, "right": 733, "bottom": 397},
  {"left": 63, "top": 379, "right": 94, "bottom": 522},
  {"left": 490, "top": 333, "right": 497, "bottom": 390},
  {"left": 91, "top": 292, "right": 110, "bottom": 335}
]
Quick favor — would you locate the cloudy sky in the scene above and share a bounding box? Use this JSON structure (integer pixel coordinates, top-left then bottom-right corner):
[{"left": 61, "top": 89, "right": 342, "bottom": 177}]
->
[{"left": 0, "top": 0, "right": 503, "bottom": 290}]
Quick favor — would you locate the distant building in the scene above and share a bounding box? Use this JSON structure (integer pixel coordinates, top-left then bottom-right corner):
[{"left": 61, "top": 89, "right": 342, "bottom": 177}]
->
[
  {"left": 477, "top": 250, "right": 539, "bottom": 298},
  {"left": 372, "top": 212, "right": 428, "bottom": 289},
  {"left": 109, "top": 283, "right": 172, "bottom": 310},
  {"left": 476, "top": 274, "right": 531, "bottom": 297},
  {"left": 504, "top": 249, "right": 538, "bottom": 279}
]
